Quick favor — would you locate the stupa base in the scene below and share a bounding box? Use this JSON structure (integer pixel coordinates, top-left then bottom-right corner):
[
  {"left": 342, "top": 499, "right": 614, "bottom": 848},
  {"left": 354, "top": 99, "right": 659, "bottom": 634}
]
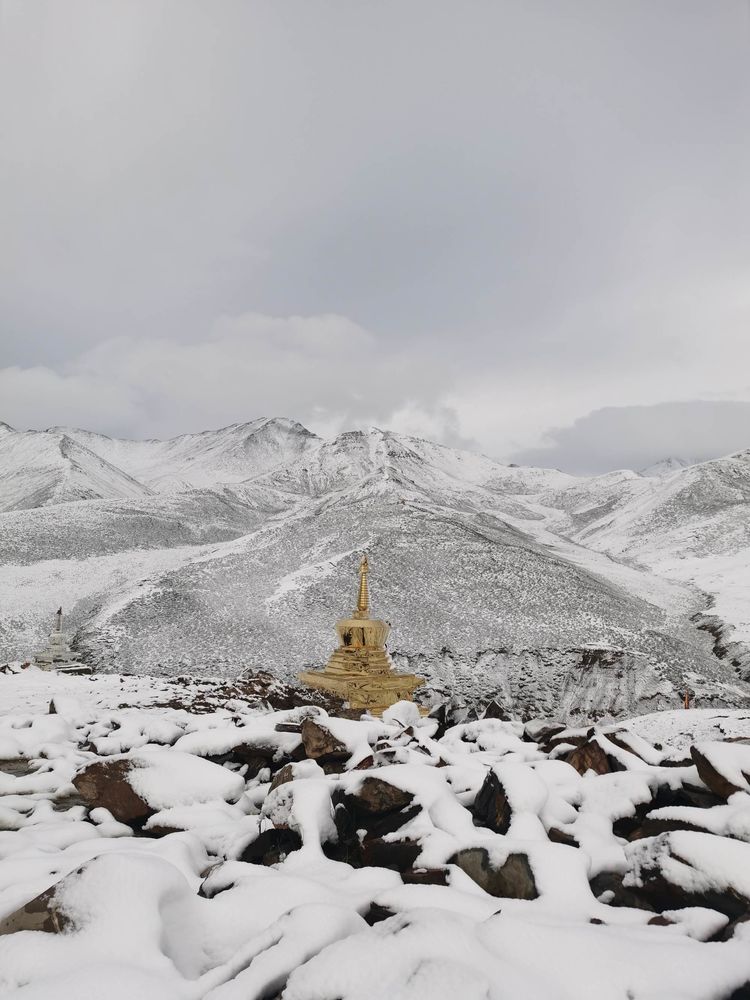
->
[{"left": 298, "top": 668, "right": 425, "bottom": 717}]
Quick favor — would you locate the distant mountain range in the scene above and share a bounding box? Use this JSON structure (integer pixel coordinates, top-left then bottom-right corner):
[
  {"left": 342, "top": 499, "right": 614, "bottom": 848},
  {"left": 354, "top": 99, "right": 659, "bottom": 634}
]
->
[{"left": 1, "top": 418, "right": 748, "bottom": 720}]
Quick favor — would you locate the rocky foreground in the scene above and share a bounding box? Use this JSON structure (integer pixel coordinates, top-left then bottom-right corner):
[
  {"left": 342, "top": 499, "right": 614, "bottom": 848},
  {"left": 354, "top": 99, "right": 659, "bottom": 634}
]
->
[{"left": 1, "top": 671, "right": 750, "bottom": 999}]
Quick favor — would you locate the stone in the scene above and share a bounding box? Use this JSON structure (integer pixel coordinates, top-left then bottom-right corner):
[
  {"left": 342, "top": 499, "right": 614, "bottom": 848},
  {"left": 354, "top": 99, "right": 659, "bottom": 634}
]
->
[
  {"left": 588, "top": 872, "right": 656, "bottom": 912},
  {"left": 360, "top": 837, "right": 421, "bottom": 872},
  {"left": 0, "top": 884, "right": 71, "bottom": 935},
  {"left": 482, "top": 700, "right": 511, "bottom": 721},
  {"left": 363, "top": 903, "right": 396, "bottom": 925},
  {"left": 547, "top": 826, "right": 579, "bottom": 848},
  {"left": 72, "top": 758, "right": 152, "bottom": 825},
  {"left": 268, "top": 762, "right": 296, "bottom": 792},
  {"left": 300, "top": 718, "right": 349, "bottom": 762},
  {"left": 472, "top": 769, "right": 511, "bottom": 834},
  {"left": 565, "top": 739, "right": 612, "bottom": 776},
  {"left": 625, "top": 834, "right": 750, "bottom": 919},
  {"left": 350, "top": 777, "right": 414, "bottom": 814},
  {"left": 401, "top": 867, "right": 449, "bottom": 886},
  {"left": 523, "top": 719, "right": 565, "bottom": 745},
  {"left": 450, "top": 848, "right": 538, "bottom": 900},
  {"left": 239, "top": 828, "right": 303, "bottom": 866},
  {"left": 691, "top": 744, "right": 750, "bottom": 800}
]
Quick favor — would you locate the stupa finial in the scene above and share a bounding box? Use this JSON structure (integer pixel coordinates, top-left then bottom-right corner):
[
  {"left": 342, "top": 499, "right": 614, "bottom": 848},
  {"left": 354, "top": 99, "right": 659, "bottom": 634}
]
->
[{"left": 355, "top": 554, "right": 370, "bottom": 618}]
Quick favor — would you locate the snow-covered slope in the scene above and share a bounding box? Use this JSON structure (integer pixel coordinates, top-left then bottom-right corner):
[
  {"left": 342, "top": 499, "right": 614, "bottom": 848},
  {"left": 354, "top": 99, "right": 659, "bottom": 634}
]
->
[
  {"left": 0, "top": 419, "right": 748, "bottom": 714},
  {"left": 639, "top": 456, "right": 695, "bottom": 477},
  {"left": 543, "top": 450, "right": 750, "bottom": 660},
  {"left": 54, "top": 417, "right": 320, "bottom": 492},
  {"left": 0, "top": 425, "right": 152, "bottom": 512}
]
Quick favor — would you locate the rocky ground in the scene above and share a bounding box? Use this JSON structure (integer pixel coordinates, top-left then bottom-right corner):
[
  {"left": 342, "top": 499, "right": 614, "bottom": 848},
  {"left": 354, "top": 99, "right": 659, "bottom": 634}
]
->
[{"left": 2, "top": 669, "right": 750, "bottom": 999}]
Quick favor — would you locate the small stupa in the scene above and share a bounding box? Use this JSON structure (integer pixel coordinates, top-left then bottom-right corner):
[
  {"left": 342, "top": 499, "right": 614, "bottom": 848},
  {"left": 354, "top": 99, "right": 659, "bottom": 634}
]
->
[
  {"left": 34, "top": 608, "right": 91, "bottom": 674},
  {"left": 299, "top": 555, "right": 423, "bottom": 716}
]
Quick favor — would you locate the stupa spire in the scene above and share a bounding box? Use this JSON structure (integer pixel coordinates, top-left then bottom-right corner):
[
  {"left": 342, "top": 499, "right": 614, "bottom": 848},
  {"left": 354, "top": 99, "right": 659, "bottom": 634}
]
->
[
  {"left": 355, "top": 555, "right": 370, "bottom": 618},
  {"left": 298, "top": 551, "right": 424, "bottom": 716}
]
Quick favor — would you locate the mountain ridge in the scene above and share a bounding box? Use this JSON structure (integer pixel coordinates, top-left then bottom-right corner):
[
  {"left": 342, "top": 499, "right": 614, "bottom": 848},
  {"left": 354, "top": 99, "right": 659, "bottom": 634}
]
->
[{"left": 0, "top": 417, "right": 748, "bottom": 718}]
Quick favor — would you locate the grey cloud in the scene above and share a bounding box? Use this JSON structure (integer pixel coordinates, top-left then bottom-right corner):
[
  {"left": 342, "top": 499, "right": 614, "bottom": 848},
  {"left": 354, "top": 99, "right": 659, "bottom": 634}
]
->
[
  {"left": 1, "top": 1, "right": 749, "bottom": 468},
  {"left": 511, "top": 401, "right": 750, "bottom": 474}
]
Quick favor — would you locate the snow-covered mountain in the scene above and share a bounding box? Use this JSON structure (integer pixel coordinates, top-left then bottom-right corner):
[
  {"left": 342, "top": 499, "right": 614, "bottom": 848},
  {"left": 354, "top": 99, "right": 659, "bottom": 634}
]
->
[
  {"left": 639, "top": 456, "right": 695, "bottom": 477},
  {"left": 1, "top": 418, "right": 748, "bottom": 719},
  {"left": 53, "top": 417, "right": 320, "bottom": 492},
  {"left": 0, "top": 423, "right": 152, "bottom": 512}
]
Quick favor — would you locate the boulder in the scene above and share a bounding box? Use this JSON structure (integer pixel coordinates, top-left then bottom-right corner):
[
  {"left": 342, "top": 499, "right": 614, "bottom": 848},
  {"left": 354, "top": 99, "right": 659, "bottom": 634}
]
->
[
  {"left": 401, "top": 867, "right": 450, "bottom": 886},
  {"left": 349, "top": 777, "right": 414, "bottom": 815},
  {"left": 450, "top": 848, "right": 538, "bottom": 900},
  {"left": 589, "top": 871, "right": 656, "bottom": 912},
  {"left": 691, "top": 743, "right": 750, "bottom": 800},
  {"left": 482, "top": 700, "right": 512, "bottom": 722},
  {"left": 300, "top": 719, "right": 349, "bottom": 763},
  {"left": 471, "top": 769, "right": 511, "bottom": 834},
  {"left": 0, "top": 883, "right": 71, "bottom": 935},
  {"left": 360, "top": 837, "right": 422, "bottom": 872},
  {"left": 239, "top": 827, "right": 303, "bottom": 866},
  {"left": 73, "top": 750, "right": 245, "bottom": 825},
  {"left": 72, "top": 758, "right": 151, "bottom": 825},
  {"left": 565, "top": 739, "right": 612, "bottom": 776},
  {"left": 625, "top": 832, "right": 750, "bottom": 919},
  {"left": 523, "top": 719, "right": 565, "bottom": 745}
]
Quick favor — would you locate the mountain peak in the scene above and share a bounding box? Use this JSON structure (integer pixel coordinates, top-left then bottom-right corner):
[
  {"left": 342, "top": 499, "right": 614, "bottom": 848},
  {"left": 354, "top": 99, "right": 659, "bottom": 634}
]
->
[{"left": 639, "top": 456, "right": 694, "bottom": 477}]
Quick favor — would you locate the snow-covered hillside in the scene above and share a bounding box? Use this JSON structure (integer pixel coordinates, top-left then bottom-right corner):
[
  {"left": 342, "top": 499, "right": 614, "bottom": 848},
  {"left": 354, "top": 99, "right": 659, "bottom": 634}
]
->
[
  {"left": 0, "top": 418, "right": 748, "bottom": 715},
  {"left": 0, "top": 424, "right": 152, "bottom": 512},
  {"left": 54, "top": 417, "right": 320, "bottom": 492}
]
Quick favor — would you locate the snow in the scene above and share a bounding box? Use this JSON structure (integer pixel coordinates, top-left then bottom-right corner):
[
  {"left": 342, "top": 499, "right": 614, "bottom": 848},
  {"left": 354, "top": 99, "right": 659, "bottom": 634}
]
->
[
  {"left": 124, "top": 750, "right": 246, "bottom": 809},
  {"left": 2, "top": 674, "right": 750, "bottom": 997},
  {"left": 2, "top": 419, "right": 748, "bottom": 722}
]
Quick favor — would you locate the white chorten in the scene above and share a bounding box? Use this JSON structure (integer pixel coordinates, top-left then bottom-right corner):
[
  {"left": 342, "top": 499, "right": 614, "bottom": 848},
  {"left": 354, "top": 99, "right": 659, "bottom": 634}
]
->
[{"left": 34, "top": 608, "right": 87, "bottom": 672}]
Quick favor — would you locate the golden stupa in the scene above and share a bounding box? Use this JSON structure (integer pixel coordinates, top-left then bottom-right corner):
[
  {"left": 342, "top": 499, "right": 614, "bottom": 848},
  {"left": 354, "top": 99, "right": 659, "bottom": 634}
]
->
[{"left": 298, "top": 555, "right": 424, "bottom": 716}]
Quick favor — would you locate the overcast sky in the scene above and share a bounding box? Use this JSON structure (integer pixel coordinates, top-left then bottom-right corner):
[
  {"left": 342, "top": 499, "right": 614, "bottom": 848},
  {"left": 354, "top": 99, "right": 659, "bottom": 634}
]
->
[{"left": 1, "top": 0, "right": 749, "bottom": 472}]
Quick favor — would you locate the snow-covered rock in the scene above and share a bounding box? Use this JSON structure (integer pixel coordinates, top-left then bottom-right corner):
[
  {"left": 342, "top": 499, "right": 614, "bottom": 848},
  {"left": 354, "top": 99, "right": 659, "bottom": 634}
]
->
[{"left": 2, "top": 673, "right": 750, "bottom": 997}]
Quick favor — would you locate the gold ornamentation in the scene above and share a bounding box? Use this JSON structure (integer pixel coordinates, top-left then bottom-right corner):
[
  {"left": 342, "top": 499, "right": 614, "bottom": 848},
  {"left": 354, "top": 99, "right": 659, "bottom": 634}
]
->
[{"left": 299, "top": 553, "right": 424, "bottom": 716}]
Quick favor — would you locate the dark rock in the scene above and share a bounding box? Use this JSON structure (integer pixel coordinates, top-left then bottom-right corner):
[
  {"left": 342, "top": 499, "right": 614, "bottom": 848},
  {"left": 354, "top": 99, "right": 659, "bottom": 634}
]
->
[
  {"left": 300, "top": 719, "right": 349, "bottom": 762},
  {"left": 472, "top": 769, "right": 511, "bottom": 834},
  {"left": 427, "top": 703, "right": 450, "bottom": 740},
  {"left": 401, "top": 867, "right": 450, "bottom": 886},
  {"left": 239, "top": 828, "right": 303, "bottom": 866},
  {"left": 725, "top": 984, "right": 750, "bottom": 1000},
  {"left": 565, "top": 739, "right": 612, "bottom": 776},
  {"left": 0, "top": 884, "right": 71, "bottom": 935},
  {"left": 351, "top": 777, "right": 414, "bottom": 815},
  {"left": 691, "top": 745, "right": 749, "bottom": 800},
  {"left": 589, "top": 872, "right": 656, "bottom": 912},
  {"left": 713, "top": 914, "right": 750, "bottom": 942},
  {"left": 626, "top": 837, "right": 750, "bottom": 919},
  {"left": 450, "top": 848, "right": 538, "bottom": 900},
  {"left": 363, "top": 903, "right": 396, "bottom": 925},
  {"left": 360, "top": 837, "right": 421, "bottom": 872},
  {"left": 523, "top": 719, "right": 565, "bottom": 745},
  {"left": 226, "top": 739, "right": 301, "bottom": 777},
  {"left": 72, "top": 759, "right": 152, "bottom": 825},
  {"left": 606, "top": 731, "right": 656, "bottom": 763},
  {"left": 547, "top": 826, "right": 579, "bottom": 848},
  {"left": 630, "top": 817, "right": 707, "bottom": 840},
  {"left": 269, "top": 763, "right": 296, "bottom": 792},
  {"left": 543, "top": 726, "right": 593, "bottom": 752},
  {"left": 651, "top": 782, "right": 724, "bottom": 811},
  {"left": 482, "top": 700, "right": 511, "bottom": 721}
]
